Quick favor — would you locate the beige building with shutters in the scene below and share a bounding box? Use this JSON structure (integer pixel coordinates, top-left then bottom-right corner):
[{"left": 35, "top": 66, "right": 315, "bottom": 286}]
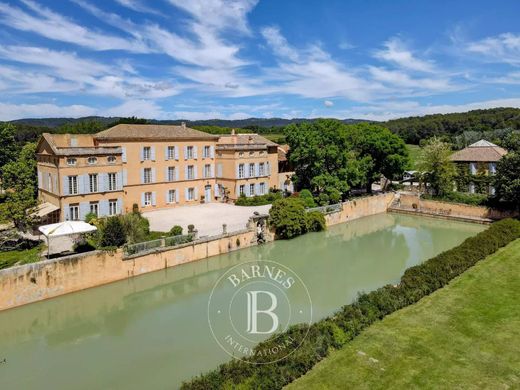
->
[{"left": 36, "top": 124, "right": 280, "bottom": 221}]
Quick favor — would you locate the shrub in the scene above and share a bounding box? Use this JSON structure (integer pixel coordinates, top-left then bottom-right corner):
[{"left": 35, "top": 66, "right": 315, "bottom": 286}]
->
[
  {"left": 269, "top": 198, "right": 308, "bottom": 239},
  {"left": 423, "top": 191, "right": 488, "bottom": 206},
  {"left": 132, "top": 203, "right": 140, "bottom": 214},
  {"left": 84, "top": 212, "right": 97, "bottom": 223},
  {"left": 298, "top": 189, "right": 316, "bottom": 208},
  {"left": 182, "top": 219, "right": 520, "bottom": 389},
  {"left": 73, "top": 240, "right": 96, "bottom": 253},
  {"left": 100, "top": 216, "right": 126, "bottom": 247},
  {"left": 306, "top": 211, "right": 326, "bottom": 232},
  {"left": 169, "top": 225, "right": 183, "bottom": 236},
  {"left": 235, "top": 191, "right": 283, "bottom": 206},
  {"left": 120, "top": 213, "right": 150, "bottom": 244}
]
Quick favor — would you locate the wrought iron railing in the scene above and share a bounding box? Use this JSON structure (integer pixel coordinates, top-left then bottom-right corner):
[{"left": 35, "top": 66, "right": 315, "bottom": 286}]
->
[
  {"left": 306, "top": 203, "right": 343, "bottom": 214},
  {"left": 123, "top": 234, "right": 194, "bottom": 257}
]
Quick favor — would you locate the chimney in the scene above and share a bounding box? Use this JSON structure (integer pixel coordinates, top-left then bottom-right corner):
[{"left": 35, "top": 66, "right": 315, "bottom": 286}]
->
[
  {"left": 181, "top": 121, "right": 186, "bottom": 129},
  {"left": 231, "top": 128, "right": 236, "bottom": 135}
]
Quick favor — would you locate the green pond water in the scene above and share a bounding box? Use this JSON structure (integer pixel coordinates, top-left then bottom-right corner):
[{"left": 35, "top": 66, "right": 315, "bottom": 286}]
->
[{"left": 0, "top": 214, "right": 485, "bottom": 389}]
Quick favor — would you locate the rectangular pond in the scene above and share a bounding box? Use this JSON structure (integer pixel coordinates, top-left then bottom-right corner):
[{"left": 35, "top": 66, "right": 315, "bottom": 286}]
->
[{"left": 0, "top": 214, "right": 485, "bottom": 389}]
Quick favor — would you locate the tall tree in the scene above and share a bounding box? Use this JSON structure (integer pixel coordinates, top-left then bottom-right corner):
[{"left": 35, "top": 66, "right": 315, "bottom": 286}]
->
[
  {"left": 0, "top": 123, "right": 18, "bottom": 171},
  {"left": 346, "top": 123, "right": 410, "bottom": 192},
  {"left": 0, "top": 143, "right": 38, "bottom": 230},
  {"left": 417, "top": 137, "right": 456, "bottom": 196},
  {"left": 494, "top": 152, "right": 520, "bottom": 208},
  {"left": 284, "top": 119, "right": 365, "bottom": 198}
]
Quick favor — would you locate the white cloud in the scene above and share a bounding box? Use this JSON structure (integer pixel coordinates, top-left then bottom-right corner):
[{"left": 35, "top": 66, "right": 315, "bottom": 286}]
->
[
  {"left": 466, "top": 33, "right": 520, "bottom": 65},
  {"left": 0, "top": 102, "right": 97, "bottom": 121},
  {"left": 0, "top": 45, "right": 181, "bottom": 99},
  {"left": 0, "top": 1, "right": 148, "bottom": 52},
  {"left": 368, "top": 66, "right": 459, "bottom": 93},
  {"left": 374, "top": 37, "right": 436, "bottom": 72},
  {"left": 324, "top": 100, "right": 334, "bottom": 107},
  {"left": 166, "top": 0, "right": 258, "bottom": 34},
  {"left": 114, "top": 0, "right": 159, "bottom": 14}
]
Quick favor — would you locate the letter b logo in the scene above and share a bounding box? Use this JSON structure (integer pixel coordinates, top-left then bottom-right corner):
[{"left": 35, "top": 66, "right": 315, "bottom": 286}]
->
[{"left": 246, "top": 291, "right": 279, "bottom": 334}]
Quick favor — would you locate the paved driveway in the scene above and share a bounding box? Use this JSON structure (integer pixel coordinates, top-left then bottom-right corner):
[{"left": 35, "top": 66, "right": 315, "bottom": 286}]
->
[{"left": 143, "top": 203, "right": 271, "bottom": 237}]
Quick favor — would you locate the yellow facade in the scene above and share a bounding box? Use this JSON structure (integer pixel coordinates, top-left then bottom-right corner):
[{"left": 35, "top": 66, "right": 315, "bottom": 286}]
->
[{"left": 36, "top": 126, "right": 279, "bottom": 221}]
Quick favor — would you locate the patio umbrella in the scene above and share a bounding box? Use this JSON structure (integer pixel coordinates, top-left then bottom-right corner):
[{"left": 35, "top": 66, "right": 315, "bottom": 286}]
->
[{"left": 38, "top": 221, "right": 97, "bottom": 258}]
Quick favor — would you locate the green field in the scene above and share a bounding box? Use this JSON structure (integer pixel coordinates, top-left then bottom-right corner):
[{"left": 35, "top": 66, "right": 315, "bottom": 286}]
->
[
  {"left": 0, "top": 245, "right": 43, "bottom": 270},
  {"left": 263, "top": 133, "right": 286, "bottom": 143},
  {"left": 406, "top": 144, "right": 421, "bottom": 169},
  {"left": 288, "top": 239, "right": 520, "bottom": 389}
]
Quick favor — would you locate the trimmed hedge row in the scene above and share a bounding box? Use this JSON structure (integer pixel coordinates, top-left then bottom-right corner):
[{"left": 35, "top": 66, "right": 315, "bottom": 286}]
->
[{"left": 181, "top": 218, "right": 520, "bottom": 390}]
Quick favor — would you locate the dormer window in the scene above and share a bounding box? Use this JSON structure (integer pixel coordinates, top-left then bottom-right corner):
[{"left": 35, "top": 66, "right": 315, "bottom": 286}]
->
[
  {"left": 107, "top": 156, "right": 116, "bottom": 164},
  {"left": 66, "top": 158, "right": 77, "bottom": 166},
  {"left": 87, "top": 157, "right": 98, "bottom": 165}
]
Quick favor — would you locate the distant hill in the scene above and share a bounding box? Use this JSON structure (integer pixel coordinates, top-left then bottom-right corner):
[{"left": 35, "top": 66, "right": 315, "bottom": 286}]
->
[
  {"left": 10, "top": 116, "right": 367, "bottom": 129},
  {"left": 382, "top": 107, "right": 520, "bottom": 144}
]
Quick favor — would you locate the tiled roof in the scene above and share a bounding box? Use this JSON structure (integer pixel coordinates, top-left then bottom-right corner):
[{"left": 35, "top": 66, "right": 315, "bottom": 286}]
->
[
  {"left": 217, "top": 133, "right": 278, "bottom": 147},
  {"left": 450, "top": 139, "right": 507, "bottom": 162},
  {"left": 95, "top": 124, "right": 218, "bottom": 140},
  {"left": 278, "top": 145, "right": 289, "bottom": 161},
  {"left": 39, "top": 133, "right": 122, "bottom": 156}
]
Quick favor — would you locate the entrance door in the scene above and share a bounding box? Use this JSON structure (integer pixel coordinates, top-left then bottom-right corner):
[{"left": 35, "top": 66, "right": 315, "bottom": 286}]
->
[{"left": 205, "top": 185, "right": 212, "bottom": 203}]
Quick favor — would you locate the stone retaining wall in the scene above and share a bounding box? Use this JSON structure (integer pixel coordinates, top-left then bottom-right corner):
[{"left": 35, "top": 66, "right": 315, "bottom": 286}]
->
[
  {"left": 396, "top": 193, "right": 518, "bottom": 221},
  {"left": 0, "top": 193, "right": 395, "bottom": 312},
  {"left": 0, "top": 230, "right": 256, "bottom": 311}
]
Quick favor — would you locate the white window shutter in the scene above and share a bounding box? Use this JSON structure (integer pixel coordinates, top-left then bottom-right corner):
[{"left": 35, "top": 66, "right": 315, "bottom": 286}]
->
[
  {"left": 210, "top": 164, "right": 214, "bottom": 178},
  {"left": 217, "top": 163, "right": 222, "bottom": 178},
  {"left": 214, "top": 184, "right": 220, "bottom": 196},
  {"left": 175, "top": 190, "right": 179, "bottom": 202},
  {"left": 117, "top": 172, "right": 122, "bottom": 190},
  {"left": 185, "top": 188, "right": 189, "bottom": 200},
  {"left": 165, "top": 190, "right": 170, "bottom": 202},
  {"left": 165, "top": 167, "right": 169, "bottom": 181},
  {"left": 140, "top": 168, "right": 144, "bottom": 184},
  {"left": 117, "top": 198, "right": 122, "bottom": 214},
  {"left": 255, "top": 163, "right": 260, "bottom": 177},
  {"left": 184, "top": 146, "right": 188, "bottom": 160},
  {"left": 184, "top": 166, "right": 188, "bottom": 180},
  {"left": 175, "top": 146, "right": 179, "bottom": 160},
  {"left": 194, "top": 187, "right": 198, "bottom": 199},
  {"left": 151, "top": 192, "right": 156, "bottom": 206},
  {"left": 210, "top": 145, "right": 215, "bottom": 158},
  {"left": 236, "top": 165, "right": 239, "bottom": 179},
  {"left": 266, "top": 162, "right": 270, "bottom": 175},
  {"left": 193, "top": 146, "right": 198, "bottom": 159},
  {"left": 194, "top": 166, "right": 198, "bottom": 179},
  {"left": 123, "top": 169, "right": 128, "bottom": 186},
  {"left": 64, "top": 204, "right": 70, "bottom": 220},
  {"left": 141, "top": 193, "right": 145, "bottom": 206},
  {"left": 140, "top": 147, "right": 144, "bottom": 162},
  {"left": 151, "top": 168, "right": 156, "bottom": 183},
  {"left": 165, "top": 146, "right": 169, "bottom": 160},
  {"left": 122, "top": 147, "right": 127, "bottom": 162}
]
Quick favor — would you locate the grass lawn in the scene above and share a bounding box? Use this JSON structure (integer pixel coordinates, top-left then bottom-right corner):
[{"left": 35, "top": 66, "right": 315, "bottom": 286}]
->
[
  {"left": 406, "top": 144, "right": 421, "bottom": 169},
  {"left": 264, "top": 133, "right": 286, "bottom": 143},
  {"left": 288, "top": 239, "right": 520, "bottom": 389},
  {"left": 0, "top": 245, "right": 43, "bottom": 270}
]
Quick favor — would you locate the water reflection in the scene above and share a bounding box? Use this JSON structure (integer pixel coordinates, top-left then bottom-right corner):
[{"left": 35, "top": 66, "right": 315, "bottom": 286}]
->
[{"left": 0, "top": 214, "right": 484, "bottom": 390}]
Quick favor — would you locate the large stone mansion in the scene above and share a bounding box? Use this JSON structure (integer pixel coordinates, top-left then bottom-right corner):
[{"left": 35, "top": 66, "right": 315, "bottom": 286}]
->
[{"left": 36, "top": 124, "right": 280, "bottom": 222}]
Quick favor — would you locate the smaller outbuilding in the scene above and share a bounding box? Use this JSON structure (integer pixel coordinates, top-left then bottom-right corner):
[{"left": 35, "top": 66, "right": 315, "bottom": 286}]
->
[{"left": 450, "top": 139, "right": 507, "bottom": 194}]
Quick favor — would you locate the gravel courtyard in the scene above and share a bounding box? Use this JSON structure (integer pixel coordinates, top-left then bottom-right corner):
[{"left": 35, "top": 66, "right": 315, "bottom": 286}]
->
[{"left": 143, "top": 203, "right": 271, "bottom": 237}]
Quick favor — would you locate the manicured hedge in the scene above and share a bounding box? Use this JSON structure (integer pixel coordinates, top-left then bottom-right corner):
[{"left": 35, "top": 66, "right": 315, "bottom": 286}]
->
[
  {"left": 235, "top": 192, "right": 283, "bottom": 206},
  {"left": 181, "top": 218, "right": 520, "bottom": 390}
]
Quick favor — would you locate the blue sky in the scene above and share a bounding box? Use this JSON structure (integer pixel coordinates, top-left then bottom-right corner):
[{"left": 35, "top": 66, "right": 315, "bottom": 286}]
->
[{"left": 0, "top": 0, "right": 519, "bottom": 121}]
